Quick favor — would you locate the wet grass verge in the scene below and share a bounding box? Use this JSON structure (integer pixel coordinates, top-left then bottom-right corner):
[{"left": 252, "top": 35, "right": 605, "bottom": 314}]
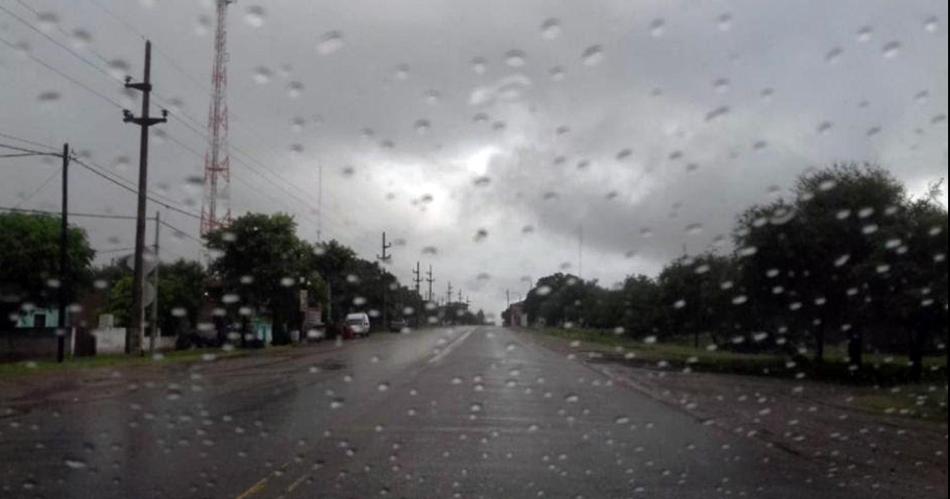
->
[
  {"left": 525, "top": 327, "right": 947, "bottom": 421},
  {"left": 0, "top": 348, "right": 250, "bottom": 378}
]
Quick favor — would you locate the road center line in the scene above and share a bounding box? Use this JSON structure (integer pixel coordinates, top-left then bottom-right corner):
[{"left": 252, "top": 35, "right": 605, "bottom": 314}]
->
[
  {"left": 428, "top": 328, "right": 475, "bottom": 364},
  {"left": 286, "top": 473, "right": 310, "bottom": 493},
  {"left": 234, "top": 477, "right": 268, "bottom": 499}
]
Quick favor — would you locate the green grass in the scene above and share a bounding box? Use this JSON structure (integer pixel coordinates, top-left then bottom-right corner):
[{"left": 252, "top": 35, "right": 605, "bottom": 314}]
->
[
  {"left": 530, "top": 327, "right": 947, "bottom": 384},
  {"left": 851, "top": 387, "right": 948, "bottom": 422},
  {"left": 531, "top": 327, "right": 948, "bottom": 422},
  {"left": 0, "top": 348, "right": 249, "bottom": 378}
]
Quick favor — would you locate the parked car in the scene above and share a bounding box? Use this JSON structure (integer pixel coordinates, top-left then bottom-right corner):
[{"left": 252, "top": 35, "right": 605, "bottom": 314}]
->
[
  {"left": 344, "top": 312, "right": 371, "bottom": 337},
  {"left": 389, "top": 318, "right": 408, "bottom": 332}
]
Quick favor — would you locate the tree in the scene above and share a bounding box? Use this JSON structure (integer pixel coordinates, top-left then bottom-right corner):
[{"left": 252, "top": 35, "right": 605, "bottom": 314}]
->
[
  {"left": 106, "top": 259, "right": 207, "bottom": 338},
  {"left": 312, "top": 239, "right": 357, "bottom": 325},
  {"left": 0, "top": 212, "right": 94, "bottom": 329},
  {"left": 205, "top": 213, "right": 314, "bottom": 344},
  {"left": 310, "top": 240, "right": 422, "bottom": 330},
  {"left": 523, "top": 273, "right": 581, "bottom": 327},
  {"left": 618, "top": 274, "right": 661, "bottom": 338},
  {"left": 862, "top": 196, "right": 948, "bottom": 380},
  {"left": 735, "top": 163, "right": 909, "bottom": 365},
  {"left": 654, "top": 254, "right": 741, "bottom": 347}
]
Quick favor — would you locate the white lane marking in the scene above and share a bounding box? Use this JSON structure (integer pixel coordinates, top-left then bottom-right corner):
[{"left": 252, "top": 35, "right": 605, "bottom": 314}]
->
[{"left": 428, "top": 328, "right": 475, "bottom": 364}]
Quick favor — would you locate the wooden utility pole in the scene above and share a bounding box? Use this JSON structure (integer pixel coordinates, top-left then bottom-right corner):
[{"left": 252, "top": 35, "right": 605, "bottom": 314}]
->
[
  {"left": 412, "top": 261, "right": 421, "bottom": 295},
  {"left": 123, "top": 40, "right": 167, "bottom": 354},
  {"left": 376, "top": 232, "right": 392, "bottom": 330},
  {"left": 425, "top": 265, "right": 434, "bottom": 303},
  {"left": 412, "top": 262, "right": 422, "bottom": 327},
  {"left": 149, "top": 211, "right": 160, "bottom": 354},
  {"left": 56, "top": 143, "right": 69, "bottom": 363}
]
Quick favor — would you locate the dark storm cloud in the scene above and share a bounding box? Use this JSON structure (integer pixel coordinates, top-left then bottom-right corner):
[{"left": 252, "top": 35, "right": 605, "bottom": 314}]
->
[{"left": 1, "top": 0, "right": 946, "bottom": 314}]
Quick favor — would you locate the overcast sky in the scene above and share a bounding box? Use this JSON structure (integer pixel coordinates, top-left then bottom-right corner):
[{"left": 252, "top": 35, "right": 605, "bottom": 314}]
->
[{"left": 1, "top": 0, "right": 947, "bottom": 317}]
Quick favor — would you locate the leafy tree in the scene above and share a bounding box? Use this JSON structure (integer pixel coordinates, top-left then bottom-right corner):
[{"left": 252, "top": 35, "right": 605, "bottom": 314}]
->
[
  {"left": 523, "top": 273, "right": 581, "bottom": 327},
  {"left": 205, "top": 213, "right": 314, "bottom": 343},
  {"left": 106, "top": 259, "right": 207, "bottom": 337},
  {"left": 0, "top": 212, "right": 94, "bottom": 328},
  {"left": 654, "top": 254, "right": 741, "bottom": 347},
  {"left": 862, "top": 196, "right": 948, "bottom": 380},
  {"left": 735, "top": 163, "right": 908, "bottom": 365},
  {"left": 311, "top": 239, "right": 357, "bottom": 325},
  {"left": 618, "top": 274, "right": 661, "bottom": 338}
]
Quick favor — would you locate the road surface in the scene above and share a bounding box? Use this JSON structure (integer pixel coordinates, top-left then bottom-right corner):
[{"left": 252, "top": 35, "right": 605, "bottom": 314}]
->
[{"left": 1, "top": 327, "right": 877, "bottom": 498}]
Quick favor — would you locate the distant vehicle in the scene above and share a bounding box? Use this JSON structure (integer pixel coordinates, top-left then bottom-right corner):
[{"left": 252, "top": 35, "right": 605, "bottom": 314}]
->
[
  {"left": 389, "top": 318, "right": 408, "bottom": 332},
  {"left": 344, "top": 312, "right": 371, "bottom": 337}
]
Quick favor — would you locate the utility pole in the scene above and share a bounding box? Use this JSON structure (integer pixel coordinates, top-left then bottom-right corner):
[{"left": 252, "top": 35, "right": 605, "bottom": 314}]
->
[
  {"left": 376, "top": 231, "right": 392, "bottom": 262},
  {"left": 425, "top": 265, "right": 434, "bottom": 303},
  {"left": 457, "top": 289, "right": 462, "bottom": 303},
  {"left": 578, "top": 224, "right": 584, "bottom": 280},
  {"left": 412, "top": 262, "right": 421, "bottom": 295},
  {"left": 149, "top": 211, "right": 160, "bottom": 354},
  {"left": 56, "top": 143, "right": 69, "bottom": 363},
  {"left": 316, "top": 162, "right": 323, "bottom": 241},
  {"left": 326, "top": 280, "right": 333, "bottom": 325},
  {"left": 412, "top": 262, "right": 422, "bottom": 327},
  {"left": 376, "top": 232, "right": 392, "bottom": 330},
  {"left": 446, "top": 281, "right": 452, "bottom": 305},
  {"left": 506, "top": 289, "right": 510, "bottom": 308},
  {"left": 123, "top": 40, "right": 168, "bottom": 355}
]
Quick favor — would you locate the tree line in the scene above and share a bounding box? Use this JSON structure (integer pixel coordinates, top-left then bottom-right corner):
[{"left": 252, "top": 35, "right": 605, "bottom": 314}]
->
[
  {"left": 517, "top": 164, "right": 947, "bottom": 381},
  {"left": 2, "top": 210, "right": 484, "bottom": 347}
]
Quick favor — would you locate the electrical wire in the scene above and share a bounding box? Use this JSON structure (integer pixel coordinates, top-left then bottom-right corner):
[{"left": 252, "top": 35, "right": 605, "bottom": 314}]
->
[
  {"left": 0, "top": 142, "right": 58, "bottom": 156},
  {"left": 0, "top": 34, "right": 123, "bottom": 109},
  {"left": 1, "top": 4, "right": 367, "bottom": 243},
  {"left": 13, "top": 166, "right": 61, "bottom": 209},
  {"left": 0, "top": 206, "right": 135, "bottom": 220},
  {"left": 0, "top": 131, "right": 60, "bottom": 152},
  {"left": 70, "top": 157, "right": 202, "bottom": 220}
]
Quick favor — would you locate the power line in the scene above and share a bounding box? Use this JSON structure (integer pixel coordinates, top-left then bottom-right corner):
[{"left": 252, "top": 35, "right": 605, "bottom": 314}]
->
[
  {"left": 4, "top": 134, "right": 201, "bottom": 222},
  {"left": 1, "top": 2, "right": 122, "bottom": 85},
  {"left": 0, "top": 35, "right": 123, "bottom": 109},
  {"left": 74, "top": 0, "right": 331, "bottom": 206},
  {"left": 70, "top": 157, "right": 201, "bottom": 220},
  {"left": 14, "top": 166, "right": 61, "bottom": 209},
  {"left": 159, "top": 218, "right": 203, "bottom": 244},
  {"left": 1, "top": 5, "right": 364, "bottom": 244},
  {"left": 0, "top": 142, "right": 58, "bottom": 156},
  {"left": 95, "top": 246, "right": 136, "bottom": 254},
  {"left": 1, "top": 131, "right": 187, "bottom": 211},
  {"left": 32, "top": 0, "right": 331, "bottom": 224},
  {"left": 13, "top": 0, "right": 119, "bottom": 72},
  {"left": 0, "top": 132, "right": 60, "bottom": 152},
  {"left": 0, "top": 208, "right": 204, "bottom": 256},
  {"left": 0, "top": 206, "right": 136, "bottom": 220},
  {"left": 60, "top": 5, "right": 361, "bottom": 236}
]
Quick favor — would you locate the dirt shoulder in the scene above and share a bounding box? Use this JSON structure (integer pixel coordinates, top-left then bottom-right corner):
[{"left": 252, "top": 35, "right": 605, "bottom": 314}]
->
[{"left": 518, "top": 328, "right": 949, "bottom": 499}]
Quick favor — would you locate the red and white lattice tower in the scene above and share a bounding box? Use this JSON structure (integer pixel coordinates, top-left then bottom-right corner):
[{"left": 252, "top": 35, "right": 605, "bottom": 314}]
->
[{"left": 201, "top": 0, "right": 234, "bottom": 235}]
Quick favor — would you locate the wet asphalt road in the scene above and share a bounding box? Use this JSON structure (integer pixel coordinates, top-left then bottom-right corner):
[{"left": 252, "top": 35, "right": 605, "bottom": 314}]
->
[{"left": 1, "top": 326, "right": 873, "bottom": 498}]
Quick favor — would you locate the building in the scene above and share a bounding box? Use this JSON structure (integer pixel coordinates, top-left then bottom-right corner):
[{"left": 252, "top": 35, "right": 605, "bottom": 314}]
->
[{"left": 504, "top": 301, "right": 527, "bottom": 327}]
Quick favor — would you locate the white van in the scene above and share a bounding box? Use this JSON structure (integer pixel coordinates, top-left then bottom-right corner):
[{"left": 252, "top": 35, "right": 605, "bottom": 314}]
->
[{"left": 344, "top": 312, "right": 371, "bottom": 337}]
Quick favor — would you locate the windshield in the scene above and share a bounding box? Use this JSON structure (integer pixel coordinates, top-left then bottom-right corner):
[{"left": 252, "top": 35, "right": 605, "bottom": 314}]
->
[{"left": 0, "top": 1, "right": 946, "bottom": 498}]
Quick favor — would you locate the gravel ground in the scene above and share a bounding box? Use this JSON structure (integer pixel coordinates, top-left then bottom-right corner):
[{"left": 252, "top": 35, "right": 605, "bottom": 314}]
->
[{"left": 520, "top": 329, "right": 949, "bottom": 499}]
